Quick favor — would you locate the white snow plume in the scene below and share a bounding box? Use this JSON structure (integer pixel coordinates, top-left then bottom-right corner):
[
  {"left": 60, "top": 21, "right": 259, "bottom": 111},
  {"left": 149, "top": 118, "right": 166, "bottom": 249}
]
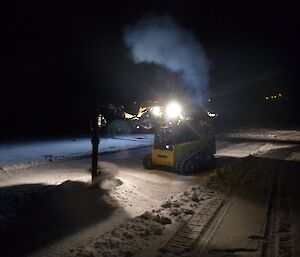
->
[
  {"left": 124, "top": 15, "right": 209, "bottom": 101},
  {"left": 91, "top": 162, "right": 123, "bottom": 190}
]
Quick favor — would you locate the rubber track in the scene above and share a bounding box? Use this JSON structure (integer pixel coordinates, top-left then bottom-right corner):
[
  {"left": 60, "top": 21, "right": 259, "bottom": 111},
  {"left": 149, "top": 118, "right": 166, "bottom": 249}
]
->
[
  {"left": 261, "top": 169, "right": 292, "bottom": 257},
  {"left": 175, "top": 148, "right": 210, "bottom": 174},
  {"left": 159, "top": 196, "right": 224, "bottom": 256}
]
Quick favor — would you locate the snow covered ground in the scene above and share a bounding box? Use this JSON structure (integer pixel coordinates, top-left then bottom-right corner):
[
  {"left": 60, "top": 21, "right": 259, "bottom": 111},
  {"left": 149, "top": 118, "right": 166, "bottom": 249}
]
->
[
  {"left": 0, "top": 134, "right": 154, "bottom": 170},
  {"left": 220, "top": 128, "right": 300, "bottom": 142},
  {"left": 1, "top": 128, "right": 300, "bottom": 257}
]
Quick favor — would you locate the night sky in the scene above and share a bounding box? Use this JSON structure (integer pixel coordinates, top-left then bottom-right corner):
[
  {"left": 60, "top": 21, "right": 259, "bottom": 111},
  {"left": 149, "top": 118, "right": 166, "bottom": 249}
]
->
[{"left": 1, "top": 0, "right": 299, "bottom": 139}]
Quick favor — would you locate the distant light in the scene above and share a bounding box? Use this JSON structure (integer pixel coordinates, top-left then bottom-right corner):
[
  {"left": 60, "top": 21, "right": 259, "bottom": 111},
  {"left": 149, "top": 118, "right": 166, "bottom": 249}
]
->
[
  {"left": 278, "top": 93, "right": 282, "bottom": 97},
  {"left": 207, "top": 111, "right": 217, "bottom": 117},
  {"left": 265, "top": 96, "right": 269, "bottom": 100}
]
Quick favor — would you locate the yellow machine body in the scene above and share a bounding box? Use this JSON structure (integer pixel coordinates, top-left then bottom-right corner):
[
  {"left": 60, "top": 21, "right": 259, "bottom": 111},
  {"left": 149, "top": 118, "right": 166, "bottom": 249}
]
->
[
  {"left": 142, "top": 107, "right": 216, "bottom": 174},
  {"left": 152, "top": 140, "right": 210, "bottom": 167}
]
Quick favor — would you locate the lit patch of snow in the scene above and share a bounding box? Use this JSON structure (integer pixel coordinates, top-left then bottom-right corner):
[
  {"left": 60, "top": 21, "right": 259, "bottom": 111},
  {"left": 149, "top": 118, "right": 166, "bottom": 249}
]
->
[
  {"left": 0, "top": 134, "right": 154, "bottom": 170},
  {"left": 286, "top": 149, "right": 300, "bottom": 162},
  {"left": 68, "top": 212, "right": 167, "bottom": 257},
  {"left": 252, "top": 143, "right": 293, "bottom": 157},
  {"left": 67, "top": 157, "right": 251, "bottom": 257},
  {"left": 223, "top": 128, "right": 300, "bottom": 142},
  {"left": 217, "top": 128, "right": 300, "bottom": 158},
  {"left": 216, "top": 142, "right": 261, "bottom": 158}
]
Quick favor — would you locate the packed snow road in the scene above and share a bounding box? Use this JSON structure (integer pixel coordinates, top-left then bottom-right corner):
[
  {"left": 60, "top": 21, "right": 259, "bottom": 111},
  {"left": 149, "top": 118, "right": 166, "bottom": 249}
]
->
[{"left": 0, "top": 129, "right": 299, "bottom": 257}]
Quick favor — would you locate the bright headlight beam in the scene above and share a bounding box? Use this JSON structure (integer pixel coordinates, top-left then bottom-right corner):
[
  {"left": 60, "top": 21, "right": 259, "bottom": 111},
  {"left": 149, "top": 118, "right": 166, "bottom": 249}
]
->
[
  {"left": 166, "top": 102, "right": 182, "bottom": 119},
  {"left": 151, "top": 106, "right": 162, "bottom": 116}
]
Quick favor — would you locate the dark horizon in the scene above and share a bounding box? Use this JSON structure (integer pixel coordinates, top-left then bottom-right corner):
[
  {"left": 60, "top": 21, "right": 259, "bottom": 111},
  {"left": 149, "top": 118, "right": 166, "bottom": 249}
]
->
[{"left": 1, "top": 0, "right": 299, "bottom": 139}]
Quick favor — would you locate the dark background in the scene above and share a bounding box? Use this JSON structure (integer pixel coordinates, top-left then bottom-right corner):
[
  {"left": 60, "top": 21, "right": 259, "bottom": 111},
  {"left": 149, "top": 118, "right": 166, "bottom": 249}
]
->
[{"left": 1, "top": 0, "right": 299, "bottom": 139}]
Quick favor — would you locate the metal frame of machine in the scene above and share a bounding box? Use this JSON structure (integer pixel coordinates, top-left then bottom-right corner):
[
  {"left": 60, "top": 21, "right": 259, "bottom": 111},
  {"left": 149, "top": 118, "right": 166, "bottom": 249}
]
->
[{"left": 142, "top": 101, "right": 216, "bottom": 175}]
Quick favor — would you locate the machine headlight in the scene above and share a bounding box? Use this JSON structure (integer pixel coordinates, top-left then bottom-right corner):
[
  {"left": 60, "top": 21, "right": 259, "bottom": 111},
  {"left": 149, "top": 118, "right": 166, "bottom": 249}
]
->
[
  {"left": 151, "top": 106, "right": 162, "bottom": 116},
  {"left": 166, "top": 101, "right": 182, "bottom": 119}
]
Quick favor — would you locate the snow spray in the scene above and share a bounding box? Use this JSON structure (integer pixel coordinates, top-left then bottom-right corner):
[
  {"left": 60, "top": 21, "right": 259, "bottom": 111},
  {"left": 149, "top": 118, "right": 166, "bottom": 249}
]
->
[{"left": 123, "top": 15, "right": 210, "bottom": 102}]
